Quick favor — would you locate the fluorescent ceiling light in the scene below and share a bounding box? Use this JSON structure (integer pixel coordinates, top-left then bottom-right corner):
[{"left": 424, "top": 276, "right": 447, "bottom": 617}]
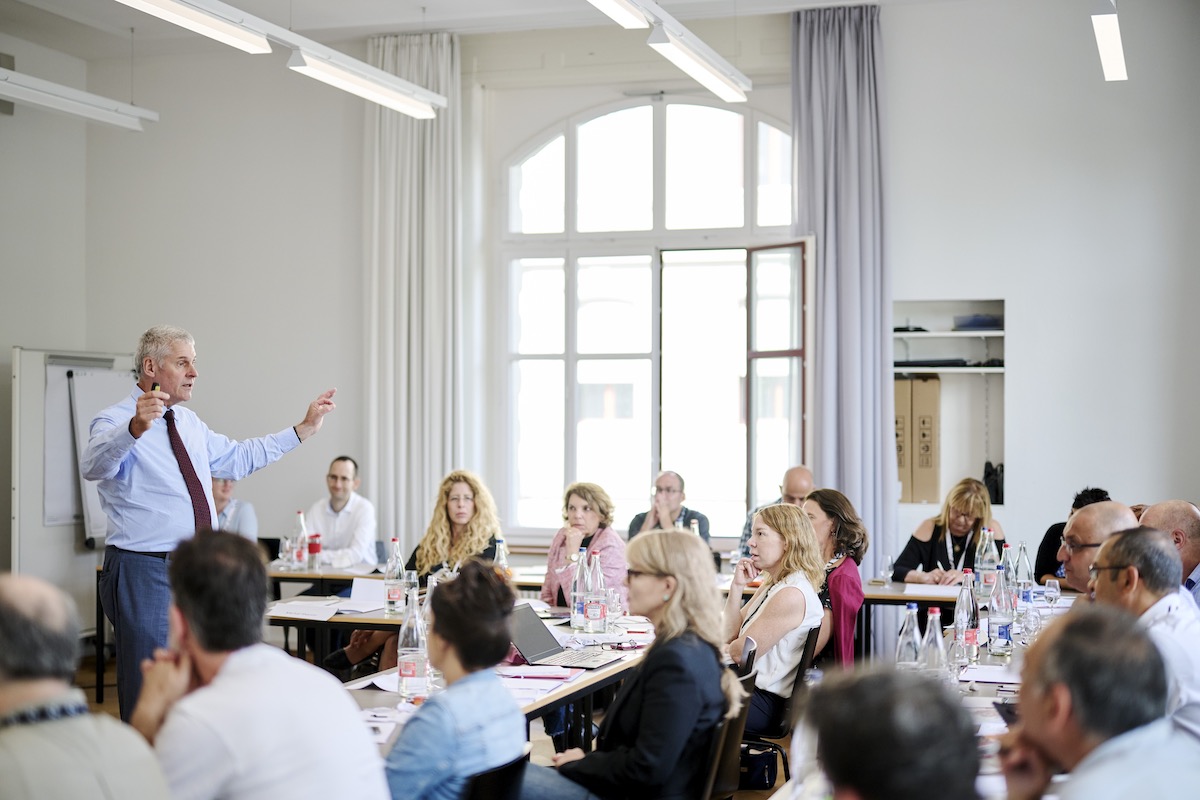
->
[
  {"left": 647, "top": 24, "right": 749, "bottom": 103},
  {"left": 1091, "top": 14, "right": 1128, "bottom": 81},
  {"left": 287, "top": 49, "right": 445, "bottom": 119},
  {"left": 112, "top": 0, "right": 448, "bottom": 119},
  {"left": 0, "top": 66, "right": 159, "bottom": 131},
  {"left": 585, "top": 0, "right": 649, "bottom": 29},
  {"left": 112, "top": 0, "right": 271, "bottom": 54}
]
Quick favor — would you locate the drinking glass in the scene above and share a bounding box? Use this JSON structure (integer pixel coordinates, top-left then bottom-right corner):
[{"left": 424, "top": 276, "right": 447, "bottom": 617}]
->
[
  {"left": 606, "top": 588, "right": 624, "bottom": 632},
  {"left": 880, "top": 554, "right": 895, "bottom": 582},
  {"left": 1044, "top": 580, "right": 1061, "bottom": 612},
  {"left": 278, "top": 535, "right": 295, "bottom": 570},
  {"left": 1019, "top": 607, "right": 1043, "bottom": 646},
  {"left": 402, "top": 570, "right": 419, "bottom": 596}
]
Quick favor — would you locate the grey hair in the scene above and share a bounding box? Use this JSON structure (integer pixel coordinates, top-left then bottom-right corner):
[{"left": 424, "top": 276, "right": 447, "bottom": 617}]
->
[
  {"left": 1034, "top": 605, "right": 1166, "bottom": 740},
  {"left": 1103, "top": 527, "right": 1183, "bottom": 595},
  {"left": 136, "top": 324, "right": 194, "bottom": 378},
  {"left": 0, "top": 580, "right": 81, "bottom": 682}
]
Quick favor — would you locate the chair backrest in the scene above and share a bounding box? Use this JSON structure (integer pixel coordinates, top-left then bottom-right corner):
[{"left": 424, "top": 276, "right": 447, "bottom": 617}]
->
[
  {"left": 752, "top": 626, "right": 821, "bottom": 741},
  {"left": 701, "top": 672, "right": 758, "bottom": 800},
  {"left": 461, "top": 743, "right": 531, "bottom": 800},
  {"left": 738, "top": 636, "right": 758, "bottom": 678}
]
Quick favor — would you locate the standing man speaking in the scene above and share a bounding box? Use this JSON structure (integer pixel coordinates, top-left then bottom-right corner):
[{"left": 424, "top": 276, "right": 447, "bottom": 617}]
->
[{"left": 82, "top": 325, "right": 336, "bottom": 720}]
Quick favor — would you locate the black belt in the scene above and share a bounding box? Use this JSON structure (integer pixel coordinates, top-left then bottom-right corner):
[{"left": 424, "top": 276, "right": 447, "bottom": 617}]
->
[{"left": 107, "top": 545, "right": 171, "bottom": 560}]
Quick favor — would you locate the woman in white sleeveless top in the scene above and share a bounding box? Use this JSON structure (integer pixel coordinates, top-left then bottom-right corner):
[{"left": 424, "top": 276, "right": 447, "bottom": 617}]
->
[{"left": 724, "top": 503, "right": 825, "bottom": 733}]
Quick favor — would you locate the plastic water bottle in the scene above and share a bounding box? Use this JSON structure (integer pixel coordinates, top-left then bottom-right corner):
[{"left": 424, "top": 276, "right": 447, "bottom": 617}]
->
[
  {"left": 690, "top": 519, "right": 700, "bottom": 537},
  {"left": 291, "top": 510, "right": 308, "bottom": 570},
  {"left": 975, "top": 528, "right": 998, "bottom": 602},
  {"left": 584, "top": 554, "right": 608, "bottom": 634},
  {"left": 1015, "top": 541, "right": 1035, "bottom": 589},
  {"left": 493, "top": 535, "right": 513, "bottom": 579},
  {"left": 920, "top": 607, "right": 948, "bottom": 682},
  {"left": 989, "top": 565, "right": 1014, "bottom": 656},
  {"left": 954, "top": 569, "right": 980, "bottom": 663},
  {"left": 397, "top": 587, "right": 427, "bottom": 699},
  {"left": 895, "top": 602, "right": 922, "bottom": 670},
  {"left": 306, "top": 532, "right": 321, "bottom": 571},
  {"left": 570, "top": 547, "right": 589, "bottom": 631},
  {"left": 383, "top": 537, "right": 404, "bottom": 616}
]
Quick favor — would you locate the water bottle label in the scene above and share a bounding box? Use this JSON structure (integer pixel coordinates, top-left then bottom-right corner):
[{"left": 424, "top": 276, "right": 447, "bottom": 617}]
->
[
  {"left": 400, "top": 660, "right": 418, "bottom": 678},
  {"left": 584, "top": 599, "right": 607, "bottom": 621},
  {"left": 387, "top": 586, "right": 403, "bottom": 601},
  {"left": 964, "top": 628, "right": 978, "bottom": 647},
  {"left": 992, "top": 621, "right": 1012, "bottom": 642}
]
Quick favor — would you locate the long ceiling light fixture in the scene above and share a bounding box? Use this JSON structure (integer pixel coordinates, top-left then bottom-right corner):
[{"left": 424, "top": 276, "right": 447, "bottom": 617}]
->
[
  {"left": 1091, "top": 1, "right": 1128, "bottom": 82},
  {"left": 110, "top": 0, "right": 447, "bottom": 118},
  {"left": 0, "top": 66, "right": 160, "bottom": 131},
  {"left": 584, "top": 0, "right": 751, "bottom": 102},
  {"left": 112, "top": 0, "right": 271, "bottom": 54},
  {"left": 287, "top": 49, "right": 443, "bottom": 119}
]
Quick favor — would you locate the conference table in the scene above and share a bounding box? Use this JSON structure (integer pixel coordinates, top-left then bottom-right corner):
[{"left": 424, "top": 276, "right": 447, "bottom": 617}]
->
[{"left": 345, "top": 649, "right": 645, "bottom": 754}]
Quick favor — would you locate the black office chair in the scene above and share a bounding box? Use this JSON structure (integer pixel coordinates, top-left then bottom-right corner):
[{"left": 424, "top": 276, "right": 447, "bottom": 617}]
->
[
  {"left": 738, "top": 636, "right": 758, "bottom": 678},
  {"left": 461, "top": 743, "right": 531, "bottom": 800},
  {"left": 701, "top": 671, "right": 757, "bottom": 800},
  {"left": 742, "top": 626, "right": 821, "bottom": 782}
]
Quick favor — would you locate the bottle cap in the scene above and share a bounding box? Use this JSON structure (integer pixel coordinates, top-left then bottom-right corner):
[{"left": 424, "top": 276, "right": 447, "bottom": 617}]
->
[{"left": 906, "top": 602, "right": 918, "bottom": 610}]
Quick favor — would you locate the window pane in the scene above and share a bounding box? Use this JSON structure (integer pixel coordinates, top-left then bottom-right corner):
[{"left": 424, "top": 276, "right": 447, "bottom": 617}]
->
[
  {"left": 510, "top": 135, "right": 564, "bottom": 234},
  {"left": 666, "top": 104, "right": 744, "bottom": 230},
  {"left": 749, "top": 357, "right": 804, "bottom": 508},
  {"left": 577, "top": 255, "right": 651, "bottom": 354},
  {"left": 757, "top": 122, "right": 792, "bottom": 227},
  {"left": 752, "top": 249, "right": 803, "bottom": 351},
  {"left": 576, "top": 359, "right": 651, "bottom": 524},
  {"left": 515, "top": 258, "right": 564, "bottom": 354},
  {"left": 577, "top": 106, "right": 652, "bottom": 232},
  {"left": 514, "top": 360, "right": 564, "bottom": 526},
  {"left": 661, "top": 250, "right": 747, "bottom": 537}
]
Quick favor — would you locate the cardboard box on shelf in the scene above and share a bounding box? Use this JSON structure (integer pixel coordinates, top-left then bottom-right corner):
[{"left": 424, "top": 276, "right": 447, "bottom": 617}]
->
[
  {"left": 895, "top": 378, "right": 913, "bottom": 503},
  {"left": 911, "top": 376, "right": 941, "bottom": 504}
]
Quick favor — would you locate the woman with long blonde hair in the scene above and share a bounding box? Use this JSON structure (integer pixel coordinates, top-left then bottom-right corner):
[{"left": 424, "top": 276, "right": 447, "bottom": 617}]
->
[
  {"left": 325, "top": 470, "right": 502, "bottom": 673},
  {"left": 522, "top": 530, "right": 744, "bottom": 800},
  {"left": 892, "top": 476, "right": 1005, "bottom": 586},
  {"left": 725, "top": 503, "right": 826, "bottom": 733},
  {"left": 407, "top": 470, "right": 502, "bottom": 581}
]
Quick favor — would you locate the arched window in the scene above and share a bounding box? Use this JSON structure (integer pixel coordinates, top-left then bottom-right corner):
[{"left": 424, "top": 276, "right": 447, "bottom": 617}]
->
[{"left": 503, "top": 99, "right": 807, "bottom": 536}]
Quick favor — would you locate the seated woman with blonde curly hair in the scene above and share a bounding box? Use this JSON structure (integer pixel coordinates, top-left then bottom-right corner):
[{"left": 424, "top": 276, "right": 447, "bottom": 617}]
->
[{"left": 326, "top": 470, "right": 502, "bottom": 672}]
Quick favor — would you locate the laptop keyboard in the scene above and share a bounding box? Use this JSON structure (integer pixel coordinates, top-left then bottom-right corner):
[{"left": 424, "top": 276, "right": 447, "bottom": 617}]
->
[{"left": 538, "top": 649, "right": 615, "bottom": 668}]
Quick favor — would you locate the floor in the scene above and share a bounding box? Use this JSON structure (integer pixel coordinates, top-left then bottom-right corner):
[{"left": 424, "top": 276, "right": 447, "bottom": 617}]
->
[{"left": 77, "top": 629, "right": 787, "bottom": 799}]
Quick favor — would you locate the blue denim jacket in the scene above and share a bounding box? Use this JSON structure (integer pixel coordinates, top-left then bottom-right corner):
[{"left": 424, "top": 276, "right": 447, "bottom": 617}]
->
[{"left": 384, "top": 669, "right": 527, "bottom": 800}]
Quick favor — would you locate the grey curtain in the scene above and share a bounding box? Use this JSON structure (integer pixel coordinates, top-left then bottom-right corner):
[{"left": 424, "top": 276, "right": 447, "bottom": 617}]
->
[
  {"left": 365, "top": 33, "right": 464, "bottom": 548},
  {"left": 793, "top": 7, "right": 897, "bottom": 598}
]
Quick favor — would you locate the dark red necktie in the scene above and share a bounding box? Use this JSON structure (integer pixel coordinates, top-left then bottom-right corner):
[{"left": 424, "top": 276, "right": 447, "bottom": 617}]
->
[{"left": 164, "top": 409, "right": 212, "bottom": 532}]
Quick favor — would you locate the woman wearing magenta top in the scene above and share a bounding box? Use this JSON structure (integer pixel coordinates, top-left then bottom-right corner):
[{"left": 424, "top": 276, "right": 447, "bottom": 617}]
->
[
  {"left": 802, "top": 489, "right": 869, "bottom": 667},
  {"left": 540, "top": 482, "right": 627, "bottom": 609}
]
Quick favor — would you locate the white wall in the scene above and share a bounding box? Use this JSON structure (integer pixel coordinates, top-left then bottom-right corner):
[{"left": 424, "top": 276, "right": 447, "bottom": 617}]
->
[
  {"left": 882, "top": 0, "right": 1200, "bottom": 549},
  {"left": 83, "top": 45, "right": 369, "bottom": 538},
  {"left": 0, "top": 33, "right": 89, "bottom": 570}
]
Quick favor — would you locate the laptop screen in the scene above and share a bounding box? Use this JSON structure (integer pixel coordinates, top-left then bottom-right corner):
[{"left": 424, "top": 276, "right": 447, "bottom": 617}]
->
[{"left": 510, "top": 603, "right": 566, "bottom": 662}]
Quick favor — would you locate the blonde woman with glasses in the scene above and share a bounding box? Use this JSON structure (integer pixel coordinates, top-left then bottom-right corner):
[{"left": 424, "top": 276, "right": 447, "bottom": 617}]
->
[
  {"left": 521, "top": 530, "right": 744, "bottom": 800},
  {"left": 892, "top": 477, "right": 1005, "bottom": 586}
]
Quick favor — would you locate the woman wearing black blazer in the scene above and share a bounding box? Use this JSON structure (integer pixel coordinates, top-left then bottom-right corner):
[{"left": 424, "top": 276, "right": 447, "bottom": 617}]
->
[{"left": 520, "top": 530, "right": 745, "bottom": 800}]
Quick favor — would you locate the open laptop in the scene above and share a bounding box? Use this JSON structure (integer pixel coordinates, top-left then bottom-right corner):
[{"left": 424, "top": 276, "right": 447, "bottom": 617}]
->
[{"left": 510, "top": 603, "right": 625, "bottom": 669}]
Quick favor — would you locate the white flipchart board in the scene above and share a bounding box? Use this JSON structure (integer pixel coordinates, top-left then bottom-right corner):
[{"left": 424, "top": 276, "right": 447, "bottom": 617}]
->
[{"left": 11, "top": 347, "right": 135, "bottom": 637}]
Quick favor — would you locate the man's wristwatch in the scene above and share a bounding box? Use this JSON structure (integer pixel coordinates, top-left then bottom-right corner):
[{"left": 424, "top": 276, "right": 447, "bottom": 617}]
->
[{"left": 569, "top": 552, "right": 580, "bottom": 563}]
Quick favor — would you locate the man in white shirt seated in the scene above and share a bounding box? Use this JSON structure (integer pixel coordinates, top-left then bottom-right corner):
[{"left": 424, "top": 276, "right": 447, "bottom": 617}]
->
[
  {"left": 130, "top": 530, "right": 388, "bottom": 800},
  {"left": 306, "top": 455, "right": 378, "bottom": 568},
  {"left": 1089, "top": 526, "right": 1200, "bottom": 740},
  {"left": 1000, "top": 605, "right": 1200, "bottom": 800},
  {"left": 1140, "top": 500, "right": 1200, "bottom": 607}
]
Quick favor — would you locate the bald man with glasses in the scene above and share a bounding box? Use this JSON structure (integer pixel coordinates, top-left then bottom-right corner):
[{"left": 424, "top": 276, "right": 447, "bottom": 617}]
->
[{"left": 1058, "top": 501, "right": 1139, "bottom": 593}]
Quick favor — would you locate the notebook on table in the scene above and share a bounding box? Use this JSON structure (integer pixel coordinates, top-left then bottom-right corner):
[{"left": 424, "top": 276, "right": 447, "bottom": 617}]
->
[{"left": 510, "top": 603, "right": 625, "bottom": 670}]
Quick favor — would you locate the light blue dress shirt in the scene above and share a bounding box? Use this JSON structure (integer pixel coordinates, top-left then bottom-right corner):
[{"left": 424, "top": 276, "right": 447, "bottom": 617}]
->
[
  {"left": 385, "top": 669, "right": 527, "bottom": 800},
  {"left": 81, "top": 386, "right": 299, "bottom": 551}
]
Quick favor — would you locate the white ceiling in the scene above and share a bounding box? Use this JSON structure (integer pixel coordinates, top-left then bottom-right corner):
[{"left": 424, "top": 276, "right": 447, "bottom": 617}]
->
[{"left": 0, "top": 0, "right": 906, "bottom": 61}]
